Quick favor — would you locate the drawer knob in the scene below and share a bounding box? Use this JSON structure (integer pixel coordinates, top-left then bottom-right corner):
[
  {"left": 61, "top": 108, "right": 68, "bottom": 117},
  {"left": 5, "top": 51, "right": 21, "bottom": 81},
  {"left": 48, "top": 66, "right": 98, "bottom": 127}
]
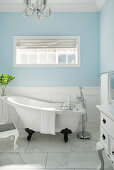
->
[
  {"left": 112, "top": 151, "right": 114, "bottom": 155},
  {"left": 102, "top": 134, "right": 106, "bottom": 140},
  {"left": 103, "top": 119, "right": 106, "bottom": 124}
]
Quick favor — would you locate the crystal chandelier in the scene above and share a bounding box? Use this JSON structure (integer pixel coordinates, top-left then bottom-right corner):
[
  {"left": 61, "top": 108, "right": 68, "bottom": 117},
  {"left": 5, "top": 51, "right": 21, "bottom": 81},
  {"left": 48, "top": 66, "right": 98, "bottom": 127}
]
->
[{"left": 24, "top": 0, "right": 52, "bottom": 20}]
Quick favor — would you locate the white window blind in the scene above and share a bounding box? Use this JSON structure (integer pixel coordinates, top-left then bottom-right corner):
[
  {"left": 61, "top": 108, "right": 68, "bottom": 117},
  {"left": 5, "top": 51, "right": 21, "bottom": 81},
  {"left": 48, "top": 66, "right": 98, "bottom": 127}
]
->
[{"left": 14, "top": 37, "right": 80, "bottom": 67}]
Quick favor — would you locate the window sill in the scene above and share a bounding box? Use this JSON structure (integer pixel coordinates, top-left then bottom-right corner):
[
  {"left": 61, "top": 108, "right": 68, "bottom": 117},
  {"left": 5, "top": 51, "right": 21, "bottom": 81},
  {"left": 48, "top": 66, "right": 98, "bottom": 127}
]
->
[{"left": 13, "top": 64, "right": 80, "bottom": 68}]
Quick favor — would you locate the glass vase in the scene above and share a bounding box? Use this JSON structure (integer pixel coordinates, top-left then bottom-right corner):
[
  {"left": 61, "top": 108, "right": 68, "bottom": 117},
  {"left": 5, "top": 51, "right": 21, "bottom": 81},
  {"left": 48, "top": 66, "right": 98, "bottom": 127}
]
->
[{"left": 1, "top": 86, "right": 6, "bottom": 96}]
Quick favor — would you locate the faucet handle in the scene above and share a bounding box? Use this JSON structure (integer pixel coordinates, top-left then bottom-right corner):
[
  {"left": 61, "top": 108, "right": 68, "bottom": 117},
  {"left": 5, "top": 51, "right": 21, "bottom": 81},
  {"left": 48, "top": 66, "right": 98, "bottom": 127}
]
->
[
  {"left": 77, "top": 96, "right": 81, "bottom": 100},
  {"left": 76, "top": 96, "right": 82, "bottom": 103}
]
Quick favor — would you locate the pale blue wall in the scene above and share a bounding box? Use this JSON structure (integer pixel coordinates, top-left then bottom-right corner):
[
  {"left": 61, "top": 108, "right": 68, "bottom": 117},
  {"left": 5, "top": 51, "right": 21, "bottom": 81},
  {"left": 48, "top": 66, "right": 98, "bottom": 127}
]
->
[
  {"left": 100, "top": 0, "right": 114, "bottom": 73},
  {"left": 0, "top": 12, "right": 99, "bottom": 86}
]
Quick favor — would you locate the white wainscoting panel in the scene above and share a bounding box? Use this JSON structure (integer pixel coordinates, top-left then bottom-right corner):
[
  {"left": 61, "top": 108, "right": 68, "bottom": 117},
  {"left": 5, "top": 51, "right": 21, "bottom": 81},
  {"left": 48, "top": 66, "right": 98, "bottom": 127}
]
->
[
  {"left": 0, "top": 99, "right": 3, "bottom": 124},
  {"left": 0, "top": 86, "right": 100, "bottom": 138}
]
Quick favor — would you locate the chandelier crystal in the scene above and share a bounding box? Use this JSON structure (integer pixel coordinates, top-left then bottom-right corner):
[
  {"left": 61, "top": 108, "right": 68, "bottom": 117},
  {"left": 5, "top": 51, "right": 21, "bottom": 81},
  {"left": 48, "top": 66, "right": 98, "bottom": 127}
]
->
[{"left": 24, "top": 0, "right": 52, "bottom": 20}]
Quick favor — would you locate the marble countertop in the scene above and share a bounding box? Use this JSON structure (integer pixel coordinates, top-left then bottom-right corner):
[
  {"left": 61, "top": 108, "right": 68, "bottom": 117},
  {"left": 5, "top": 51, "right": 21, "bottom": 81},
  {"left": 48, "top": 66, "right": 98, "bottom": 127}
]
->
[{"left": 96, "top": 104, "right": 114, "bottom": 120}]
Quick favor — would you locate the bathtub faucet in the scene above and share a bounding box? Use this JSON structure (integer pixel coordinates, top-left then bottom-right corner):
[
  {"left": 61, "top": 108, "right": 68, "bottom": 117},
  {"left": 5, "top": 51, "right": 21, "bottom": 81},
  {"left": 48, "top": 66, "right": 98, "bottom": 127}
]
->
[
  {"left": 77, "top": 86, "right": 86, "bottom": 109},
  {"left": 77, "top": 86, "right": 91, "bottom": 140}
]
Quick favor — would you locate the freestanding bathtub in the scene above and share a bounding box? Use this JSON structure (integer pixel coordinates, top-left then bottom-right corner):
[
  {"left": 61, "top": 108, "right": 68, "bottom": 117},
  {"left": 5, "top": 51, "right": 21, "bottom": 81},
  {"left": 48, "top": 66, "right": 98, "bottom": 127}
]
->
[{"left": 7, "top": 96, "right": 85, "bottom": 142}]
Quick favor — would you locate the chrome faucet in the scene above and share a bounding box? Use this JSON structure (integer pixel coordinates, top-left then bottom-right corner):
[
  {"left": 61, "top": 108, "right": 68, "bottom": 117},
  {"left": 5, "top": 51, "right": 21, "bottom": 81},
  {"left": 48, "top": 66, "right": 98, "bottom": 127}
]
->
[
  {"left": 77, "top": 86, "right": 91, "bottom": 140},
  {"left": 77, "top": 86, "right": 86, "bottom": 109}
]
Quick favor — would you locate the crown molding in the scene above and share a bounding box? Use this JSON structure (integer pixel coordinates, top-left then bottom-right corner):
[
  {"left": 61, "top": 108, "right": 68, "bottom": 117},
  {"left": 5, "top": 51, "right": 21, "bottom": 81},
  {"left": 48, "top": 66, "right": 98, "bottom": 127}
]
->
[
  {"left": 96, "top": 0, "right": 106, "bottom": 11},
  {"left": 51, "top": 3, "right": 97, "bottom": 12},
  {"left": 0, "top": 0, "right": 106, "bottom": 12}
]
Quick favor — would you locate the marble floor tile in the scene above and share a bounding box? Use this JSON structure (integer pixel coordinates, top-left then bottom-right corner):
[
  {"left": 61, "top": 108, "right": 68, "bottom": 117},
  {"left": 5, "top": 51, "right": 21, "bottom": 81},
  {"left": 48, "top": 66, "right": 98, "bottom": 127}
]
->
[
  {"left": 104, "top": 168, "right": 114, "bottom": 170},
  {"left": 94, "top": 151, "right": 114, "bottom": 169},
  {"left": 68, "top": 133, "right": 78, "bottom": 140},
  {"left": 68, "top": 131, "right": 99, "bottom": 142},
  {"left": 75, "top": 169, "right": 113, "bottom": 170},
  {"left": 0, "top": 153, "right": 23, "bottom": 166},
  {"left": 76, "top": 169, "right": 113, "bottom": 170},
  {"left": 34, "top": 133, "right": 51, "bottom": 140},
  {"left": 100, "top": 151, "right": 114, "bottom": 169},
  {"left": 50, "top": 133, "right": 65, "bottom": 141},
  {"left": 91, "top": 132, "right": 100, "bottom": 141},
  {"left": 46, "top": 152, "right": 99, "bottom": 168},
  {"left": 25, "top": 135, "right": 71, "bottom": 153},
  {"left": 70, "top": 139, "right": 97, "bottom": 152},
  {"left": 0, "top": 168, "right": 113, "bottom": 170},
  {"left": 15, "top": 169, "right": 74, "bottom": 170},
  {"left": 20, "top": 153, "right": 47, "bottom": 168},
  {"left": 86, "top": 123, "right": 100, "bottom": 133},
  {"left": 0, "top": 123, "right": 112, "bottom": 170},
  {"left": 75, "top": 169, "right": 95, "bottom": 170},
  {"left": 51, "top": 132, "right": 79, "bottom": 142},
  {"left": 0, "top": 139, "right": 28, "bottom": 153}
]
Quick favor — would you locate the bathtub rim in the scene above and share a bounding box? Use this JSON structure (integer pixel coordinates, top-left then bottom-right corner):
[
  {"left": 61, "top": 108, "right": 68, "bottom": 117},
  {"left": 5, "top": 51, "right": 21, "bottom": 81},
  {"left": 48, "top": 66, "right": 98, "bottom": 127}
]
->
[{"left": 7, "top": 96, "right": 85, "bottom": 115}]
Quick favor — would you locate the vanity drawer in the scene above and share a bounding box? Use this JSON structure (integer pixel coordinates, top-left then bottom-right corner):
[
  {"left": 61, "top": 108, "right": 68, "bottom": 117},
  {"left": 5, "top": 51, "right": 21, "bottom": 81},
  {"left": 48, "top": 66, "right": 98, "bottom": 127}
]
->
[
  {"left": 109, "top": 136, "right": 114, "bottom": 159},
  {"left": 101, "top": 113, "right": 114, "bottom": 136},
  {"left": 101, "top": 113, "right": 109, "bottom": 128},
  {"left": 100, "top": 127, "right": 109, "bottom": 150}
]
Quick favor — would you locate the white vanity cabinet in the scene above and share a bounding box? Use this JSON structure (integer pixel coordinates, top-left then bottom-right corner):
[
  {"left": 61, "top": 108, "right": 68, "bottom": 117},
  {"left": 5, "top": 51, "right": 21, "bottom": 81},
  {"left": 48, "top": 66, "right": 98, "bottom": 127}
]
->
[
  {"left": 0, "top": 97, "right": 8, "bottom": 124},
  {"left": 96, "top": 105, "right": 114, "bottom": 170}
]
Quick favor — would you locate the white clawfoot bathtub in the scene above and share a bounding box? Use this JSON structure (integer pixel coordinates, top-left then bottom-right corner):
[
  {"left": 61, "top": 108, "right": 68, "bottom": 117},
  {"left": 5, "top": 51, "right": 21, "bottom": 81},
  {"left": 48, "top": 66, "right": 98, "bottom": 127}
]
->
[{"left": 7, "top": 96, "right": 85, "bottom": 142}]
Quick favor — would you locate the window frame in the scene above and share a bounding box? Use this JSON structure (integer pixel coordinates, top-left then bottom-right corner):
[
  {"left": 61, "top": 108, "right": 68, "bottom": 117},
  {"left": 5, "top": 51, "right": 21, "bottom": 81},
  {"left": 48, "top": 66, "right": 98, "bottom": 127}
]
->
[{"left": 13, "top": 36, "right": 81, "bottom": 67}]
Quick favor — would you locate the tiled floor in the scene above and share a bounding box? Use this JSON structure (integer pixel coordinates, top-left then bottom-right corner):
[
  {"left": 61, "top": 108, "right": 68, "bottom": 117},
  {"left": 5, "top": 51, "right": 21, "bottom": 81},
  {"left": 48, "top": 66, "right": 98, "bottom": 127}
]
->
[{"left": 0, "top": 123, "right": 113, "bottom": 170}]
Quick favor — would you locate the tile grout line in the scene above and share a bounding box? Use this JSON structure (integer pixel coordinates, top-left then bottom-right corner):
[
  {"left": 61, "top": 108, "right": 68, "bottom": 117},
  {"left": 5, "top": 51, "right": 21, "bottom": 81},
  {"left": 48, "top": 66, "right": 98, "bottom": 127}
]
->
[
  {"left": 45, "top": 152, "right": 48, "bottom": 168},
  {"left": 69, "top": 139, "right": 73, "bottom": 153},
  {"left": 18, "top": 152, "right": 25, "bottom": 164},
  {"left": 24, "top": 140, "right": 30, "bottom": 153}
]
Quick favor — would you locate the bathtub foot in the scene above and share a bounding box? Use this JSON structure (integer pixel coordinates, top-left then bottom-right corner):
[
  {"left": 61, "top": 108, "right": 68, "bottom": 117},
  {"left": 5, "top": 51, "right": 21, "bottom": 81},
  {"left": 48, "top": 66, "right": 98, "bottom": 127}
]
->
[
  {"left": 25, "top": 128, "right": 35, "bottom": 141},
  {"left": 61, "top": 128, "right": 72, "bottom": 143}
]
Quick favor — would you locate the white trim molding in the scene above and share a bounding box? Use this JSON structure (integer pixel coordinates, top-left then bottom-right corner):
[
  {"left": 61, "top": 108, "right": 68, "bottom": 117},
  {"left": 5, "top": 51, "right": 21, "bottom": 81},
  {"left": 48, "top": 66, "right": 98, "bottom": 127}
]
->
[
  {"left": 96, "top": 0, "right": 106, "bottom": 11},
  {"left": 0, "top": 0, "right": 106, "bottom": 12},
  {"left": 13, "top": 36, "right": 81, "bottom": 68}
]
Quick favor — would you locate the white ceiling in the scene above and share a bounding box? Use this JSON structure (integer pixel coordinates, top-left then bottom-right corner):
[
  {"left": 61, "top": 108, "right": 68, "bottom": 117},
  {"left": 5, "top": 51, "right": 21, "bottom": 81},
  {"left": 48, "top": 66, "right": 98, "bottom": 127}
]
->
[{"left": 0, "top": 0, "right": 105, "bottom": 12}]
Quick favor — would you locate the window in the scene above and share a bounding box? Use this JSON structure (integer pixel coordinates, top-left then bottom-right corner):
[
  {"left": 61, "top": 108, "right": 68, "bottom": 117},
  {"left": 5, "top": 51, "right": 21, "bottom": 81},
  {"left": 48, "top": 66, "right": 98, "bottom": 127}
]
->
[{"left": 13, "top": 36, "right": 80, "bottom": 67}]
